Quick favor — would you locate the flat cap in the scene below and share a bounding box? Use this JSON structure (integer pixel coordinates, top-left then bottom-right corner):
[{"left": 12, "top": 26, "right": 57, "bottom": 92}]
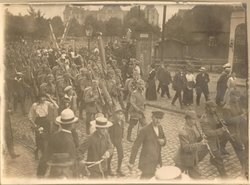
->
[{"left": 152, "top": 111, "right": 164, "bottom": 119}]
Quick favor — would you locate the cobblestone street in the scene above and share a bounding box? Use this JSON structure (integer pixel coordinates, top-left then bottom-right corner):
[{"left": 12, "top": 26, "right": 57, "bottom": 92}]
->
[{"left": 3, "top": 105, "right": 245, "bottom": 182}]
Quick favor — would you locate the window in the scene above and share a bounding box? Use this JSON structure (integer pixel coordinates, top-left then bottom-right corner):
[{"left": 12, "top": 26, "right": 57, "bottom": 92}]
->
[{"left": 208, "top": 36, "right": 216, "bottom": 47}]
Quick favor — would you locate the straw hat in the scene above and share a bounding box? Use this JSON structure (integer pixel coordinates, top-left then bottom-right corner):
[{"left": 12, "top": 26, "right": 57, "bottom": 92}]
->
[
  {"left": 90, "top": 117, "right": 112, "bottom": 128},
  {"left": 56, "top": 108, "right": 78, "bottom": 124}
]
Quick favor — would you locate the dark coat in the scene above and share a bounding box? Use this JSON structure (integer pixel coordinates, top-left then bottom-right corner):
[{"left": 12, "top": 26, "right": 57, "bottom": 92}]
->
[
  {"left": 157, "top": 68, "right": 172, "bottom": 85},
  {"left": 172, "top": 72, "right": 186, "bottom": 91},
  {"left": 174, "top": 126, "right": 203, "bottom": 168},
  {"left": 49, "top": 130, "right": 77, "bottom": 160},
  {"left": 108, "top": 119, "right": 124, "bottom": 146},
  {"left": 87, "top": 131, "right": 114, "bottom": 172},
  {"left": 195, "top": 72, "right": 210, "bottom": 93},
  {"left": 216, "top": 72, "right": 229, "bottom": 103},
  {"left": 129, "top": 123, "right": 166, "bottom": 172}
]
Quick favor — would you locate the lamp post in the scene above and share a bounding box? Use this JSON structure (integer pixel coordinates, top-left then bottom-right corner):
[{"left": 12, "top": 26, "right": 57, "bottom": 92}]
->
[{"left": 85, "top": 25, "right": 93, "bottom": 53}]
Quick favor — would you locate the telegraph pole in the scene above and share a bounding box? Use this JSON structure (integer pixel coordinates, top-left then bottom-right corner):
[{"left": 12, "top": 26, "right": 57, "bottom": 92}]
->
[{"left": 161, "top": 5, "right": 167, "bottom": 63}]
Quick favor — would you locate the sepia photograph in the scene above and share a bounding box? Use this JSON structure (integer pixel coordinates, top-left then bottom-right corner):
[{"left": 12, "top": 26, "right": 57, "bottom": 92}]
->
[{"left": 1, "top": 1, "right": 249, "bottom": 184}]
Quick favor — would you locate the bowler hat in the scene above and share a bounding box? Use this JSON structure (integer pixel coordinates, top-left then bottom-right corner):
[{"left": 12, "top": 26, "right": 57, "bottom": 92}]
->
[
  {"left": 152, "top": 111, "right": 164, "bottom": 119},
  {"left": 56, "top": 108, "right": 78, "bottom": 125}
]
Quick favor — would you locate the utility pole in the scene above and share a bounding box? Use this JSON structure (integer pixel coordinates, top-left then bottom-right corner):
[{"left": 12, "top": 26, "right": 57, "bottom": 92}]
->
[{"left": 161, "top": 5, "right": 167, "bottom": 63}]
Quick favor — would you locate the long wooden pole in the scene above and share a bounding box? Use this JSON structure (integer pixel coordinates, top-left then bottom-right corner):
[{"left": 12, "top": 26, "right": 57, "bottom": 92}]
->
[{"left": 161, "top": 5, "right": 167, "bottom": 63}]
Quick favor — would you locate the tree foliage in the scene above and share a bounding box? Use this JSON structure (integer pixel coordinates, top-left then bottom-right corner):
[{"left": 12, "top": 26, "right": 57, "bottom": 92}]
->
[
  {"left": 164, "top": 5, "right": 233, "bottom": 43},
  {"left": 51, "top": 16, "right": 64, "bottom": 38}
]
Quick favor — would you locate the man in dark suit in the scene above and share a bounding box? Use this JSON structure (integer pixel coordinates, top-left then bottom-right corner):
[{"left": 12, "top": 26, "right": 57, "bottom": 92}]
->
[
  {"left": 128, "top": 111, "right": 166, "bottom": 179},
  {"left": 174, "top": 110, "right": 207, "bottom": 179},
  {"left": 195, "top": 67, "right": 210, "bottom": 106},
  {"left": 47, "top": 108, "right": 79, "bottom": 178},
  {"left": 216, "top": 64, "right": 231, "bottom": 106},
  {"left": 171, "top": 69, "right": 186, "bottom": 109},
  {"left": 107, "top": 108, "right": 125, "bottom": 176},
  {"left": 157, "top": 64, "right": 172, "bottom": 98},
  {"left": 87, "top": 117, "right": 114, "bottom": 179}
]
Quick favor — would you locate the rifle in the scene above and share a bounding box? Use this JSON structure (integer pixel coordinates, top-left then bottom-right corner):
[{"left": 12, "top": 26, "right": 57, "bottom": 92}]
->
[
  {"left": 83, "top": 59, "right": 106, "bottom": 107},
  {"left": 214, "top": 112, "right": 235, "bottom": 142},
  {"left": 194, "top": 123, "right": 215, "bottom": 158}
]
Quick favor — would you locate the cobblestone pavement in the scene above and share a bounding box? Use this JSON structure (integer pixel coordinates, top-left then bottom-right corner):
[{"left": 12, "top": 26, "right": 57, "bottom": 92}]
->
[{"left": 2, "top": 105, "right": 245, "bottom": 182}]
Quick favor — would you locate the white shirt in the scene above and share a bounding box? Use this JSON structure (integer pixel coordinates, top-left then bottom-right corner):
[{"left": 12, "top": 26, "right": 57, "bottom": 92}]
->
[
  {"left": 153, "top": 126, "right": 159, "bottom": 137},
  {"left": 186, "top": 73, "right": 195, "bottom": 82}
]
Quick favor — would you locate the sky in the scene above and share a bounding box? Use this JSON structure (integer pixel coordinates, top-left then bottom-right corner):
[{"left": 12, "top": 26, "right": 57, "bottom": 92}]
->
[{"left": 5, "top": 4, "right": 194, "bottom": 28}]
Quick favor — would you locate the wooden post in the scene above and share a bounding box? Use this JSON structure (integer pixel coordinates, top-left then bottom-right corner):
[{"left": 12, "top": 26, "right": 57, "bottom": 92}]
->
[{"left": 161, "top": 5, "right": 167, "bottom": 64}]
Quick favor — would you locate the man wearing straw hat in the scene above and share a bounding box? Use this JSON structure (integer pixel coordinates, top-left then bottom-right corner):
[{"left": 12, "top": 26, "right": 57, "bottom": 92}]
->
[
  {"left": 47, "top": 108, "right": 79, "bottom": 178},
  {"left": 86, "top": 117, "right": 114, "bottom": 178},
  {"left": 195, "top": 67, "right": 210, "bottom": 106}
]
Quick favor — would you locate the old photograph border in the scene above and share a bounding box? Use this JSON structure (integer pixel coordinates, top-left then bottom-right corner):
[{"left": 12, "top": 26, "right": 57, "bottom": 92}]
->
[{"left": 1, "top": 0, "right": 249, "bottom": 184}]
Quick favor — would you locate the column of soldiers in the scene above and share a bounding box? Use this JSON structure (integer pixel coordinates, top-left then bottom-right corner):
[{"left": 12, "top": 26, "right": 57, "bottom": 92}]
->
[{"left": 5, "top": 40, "right": 248, "bottom": 180}]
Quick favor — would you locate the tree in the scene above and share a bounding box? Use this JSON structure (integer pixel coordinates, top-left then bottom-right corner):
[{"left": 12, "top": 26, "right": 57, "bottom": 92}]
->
[
  {"left": 84, "top": 15, "right": 105, "bottom": 35},
  {"left": 51, "top": 16, "right": 64, "bottom": 38},
  {"left": 104, "top": 18, "right": 122, "bottom": 37},
  {"left": 68, "top": 18, "right": 84, "bottom": 37},
  {"left": 123, "top": 6, "right": 161, "bottom": 38}
]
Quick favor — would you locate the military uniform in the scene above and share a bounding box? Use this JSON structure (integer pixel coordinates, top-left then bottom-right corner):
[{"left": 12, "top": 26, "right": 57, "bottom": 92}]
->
[
  {"left": 84, "top": 86, "right": 102, "bottom": 134},
  {"left": 200, "top": 110, "right": 227, "bottom": 177},
  {"left": 127, "top": 84, "right": 146, "bottom": 142}
]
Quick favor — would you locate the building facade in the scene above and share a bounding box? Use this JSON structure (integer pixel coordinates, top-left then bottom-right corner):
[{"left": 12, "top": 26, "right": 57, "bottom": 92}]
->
[
  {"left": 144, "top": 5, "right": 159, "bottom": 26},
  {"left": 63, "top": 5, "right": 127, "bottom": 25}
]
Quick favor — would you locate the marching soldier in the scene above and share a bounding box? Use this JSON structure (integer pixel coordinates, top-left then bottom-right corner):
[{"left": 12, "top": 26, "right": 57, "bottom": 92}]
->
[
  {"left": 200, "top": 101, "right": 228, "bottom": 178},
  {"left": 40, "top": 74, "right": 57, "bottom": 99},
  {"left": 84, "top": 80, "right": 102, "bottom": 134},
  {"left": 174, "top": 110, "right": 207, "bottom": 179},
  {"left": 127, "top": 79, "right": 146, "bottom": 142},
  {"left": 62, "top": 86, "right": 77, "bottom": 114}
]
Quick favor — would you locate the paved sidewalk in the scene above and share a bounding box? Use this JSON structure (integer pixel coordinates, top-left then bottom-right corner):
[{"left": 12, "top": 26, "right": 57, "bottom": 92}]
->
[{"left": 2, "top": 143, "right": 36, "bottom": 179}]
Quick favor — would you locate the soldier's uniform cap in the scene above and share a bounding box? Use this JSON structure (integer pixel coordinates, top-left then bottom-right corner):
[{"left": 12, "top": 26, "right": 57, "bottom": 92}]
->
[
  {"left": 80, "top": 67, "right": 88, "bottom": 73},
  {"left": 185, "top": 110, "right": 196, "bottom": 119},
  {"left": 64, "top": 86, "right": 72, "bottom": 92},
  {"left": 47, "top": 74, "right": 54, "bottom": 79},
  {"left": 152, "top": 111, "right": 164, "bottom": 119},
  {"left": 205, "top": 100, "right": 217, "bottom": 108},
  {"left": 223, "top": 63, "right": 231, "bottom": 69}
]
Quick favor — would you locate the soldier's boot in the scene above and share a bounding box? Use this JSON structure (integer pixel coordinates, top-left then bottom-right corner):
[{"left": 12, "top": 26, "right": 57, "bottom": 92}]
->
[{"left": 127, "top": 125, "right": 133, "bottom": 142}]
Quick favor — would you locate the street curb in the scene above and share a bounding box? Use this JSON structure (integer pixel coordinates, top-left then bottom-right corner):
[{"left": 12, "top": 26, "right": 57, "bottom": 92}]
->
[{"left": 146, "top": 102, "right": 184, "bottom": 114}]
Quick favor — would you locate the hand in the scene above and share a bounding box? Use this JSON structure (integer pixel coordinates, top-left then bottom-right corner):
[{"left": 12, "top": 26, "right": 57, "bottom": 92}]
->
[
  {"left": 102, "top": 151, "right": 110, "bottom": 159},
  {"left": 158, "top": 139, "right": 165, "bottom": 145},
  {"left": 201, "top": 139, "right": 208, "bottom": 145},
  {"left": 222, "top": 125, "right": 228, "bottom": 132}
]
